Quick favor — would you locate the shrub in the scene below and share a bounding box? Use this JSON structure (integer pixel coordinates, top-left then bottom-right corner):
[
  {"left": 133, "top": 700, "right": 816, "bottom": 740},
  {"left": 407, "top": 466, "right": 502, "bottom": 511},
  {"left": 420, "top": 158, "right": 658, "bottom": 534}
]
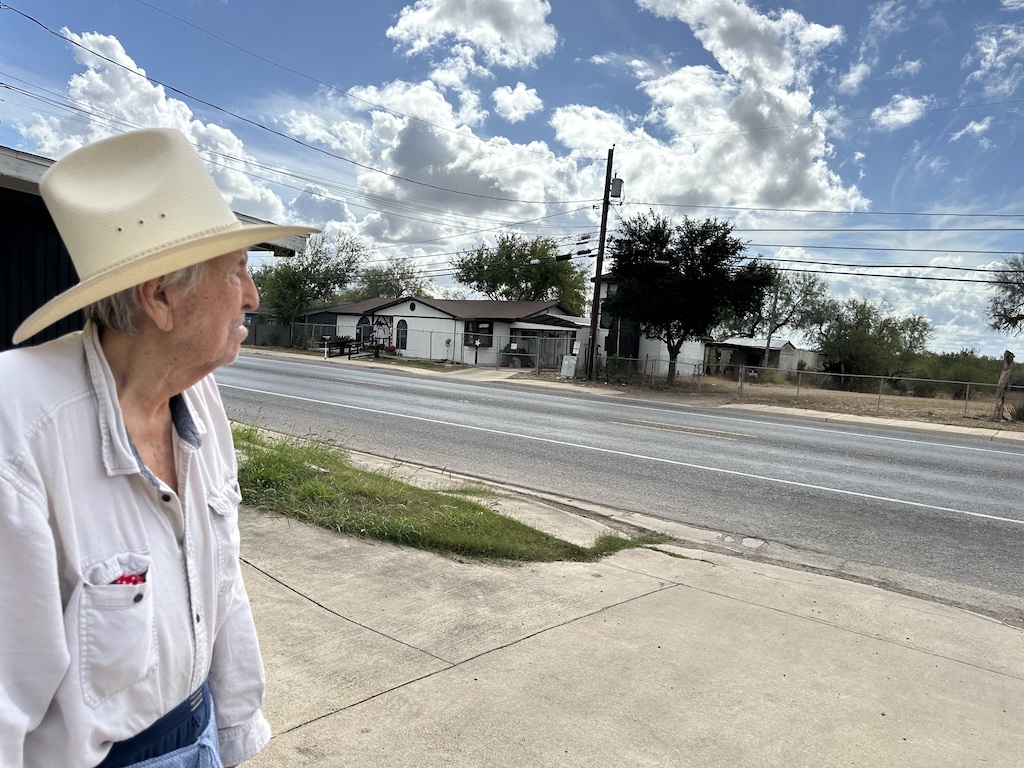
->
[
  {"left": 950, "top": 381, "right": 976, "bottom": 400},
  {"left": 1009, "top": 402, "right": 1024, "bottom": 422},
  {"left": 911, "top": 381, "right": 937, "bottom": 398},
  {"left": 750, "top": 370, "right": 783, "bottom": 385},
  {"left": 887, "top": 378, "right": 908, "bottom": 395}
]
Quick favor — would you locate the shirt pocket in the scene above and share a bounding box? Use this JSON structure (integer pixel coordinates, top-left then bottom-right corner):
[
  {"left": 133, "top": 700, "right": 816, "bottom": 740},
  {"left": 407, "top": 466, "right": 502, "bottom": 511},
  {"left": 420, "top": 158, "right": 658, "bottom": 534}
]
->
[
  {"left": 208, "top": 481, "right": 242, "bottom": 597},
  {"left": 79, "top": 551, "right": 158, "bottom": 708}
]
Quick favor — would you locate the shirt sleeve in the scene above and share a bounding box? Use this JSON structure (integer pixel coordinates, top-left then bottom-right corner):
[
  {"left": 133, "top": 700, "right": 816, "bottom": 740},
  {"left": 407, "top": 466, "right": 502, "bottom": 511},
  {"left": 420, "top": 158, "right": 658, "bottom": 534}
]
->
[
  {"left": 0, "top": 478, "right": 71, "bottom": 768},
  {"left": 208, "top": 515, "right": 271, "bottom": 765}
]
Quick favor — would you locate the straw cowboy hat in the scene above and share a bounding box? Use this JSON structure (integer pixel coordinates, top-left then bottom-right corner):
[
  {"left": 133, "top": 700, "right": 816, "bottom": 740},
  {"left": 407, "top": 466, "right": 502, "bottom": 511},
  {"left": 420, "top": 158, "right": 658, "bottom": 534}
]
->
[{"left": 13, "top": 128, "right": 319, "bottom": 344}]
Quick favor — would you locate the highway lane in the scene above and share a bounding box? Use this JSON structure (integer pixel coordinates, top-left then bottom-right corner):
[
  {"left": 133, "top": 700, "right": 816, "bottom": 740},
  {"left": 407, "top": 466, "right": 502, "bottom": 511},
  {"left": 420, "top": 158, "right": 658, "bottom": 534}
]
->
[{"left": 218, "top": 353, "right": 1024, "bottom": 598}]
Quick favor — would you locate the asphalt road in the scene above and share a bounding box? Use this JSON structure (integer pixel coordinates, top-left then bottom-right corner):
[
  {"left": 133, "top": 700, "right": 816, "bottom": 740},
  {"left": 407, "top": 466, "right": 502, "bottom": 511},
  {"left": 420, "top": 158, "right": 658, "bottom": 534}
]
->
[{"left": 218, "top": 352, "right": 1024, "bottom": 601}]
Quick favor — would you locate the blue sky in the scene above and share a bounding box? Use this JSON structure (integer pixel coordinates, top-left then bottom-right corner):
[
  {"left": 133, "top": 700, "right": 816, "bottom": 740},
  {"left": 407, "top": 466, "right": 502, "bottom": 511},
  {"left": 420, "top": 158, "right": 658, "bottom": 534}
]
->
[{"left": 2, "top": 0, "right": 1024, "bottom": 355}]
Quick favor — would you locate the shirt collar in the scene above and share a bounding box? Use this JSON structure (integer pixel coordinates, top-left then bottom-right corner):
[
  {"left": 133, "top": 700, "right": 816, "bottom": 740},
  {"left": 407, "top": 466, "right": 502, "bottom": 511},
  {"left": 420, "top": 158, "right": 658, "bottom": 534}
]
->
[{"left": 83, "top": 322, "right": 205, "bottom": 478}]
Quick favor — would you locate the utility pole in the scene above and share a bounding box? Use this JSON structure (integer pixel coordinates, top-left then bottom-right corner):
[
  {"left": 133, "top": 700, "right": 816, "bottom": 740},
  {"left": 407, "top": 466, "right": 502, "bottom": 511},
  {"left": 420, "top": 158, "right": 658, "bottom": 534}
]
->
[{"left": 587, "top": 146, "right": 622, "bottom": 380}]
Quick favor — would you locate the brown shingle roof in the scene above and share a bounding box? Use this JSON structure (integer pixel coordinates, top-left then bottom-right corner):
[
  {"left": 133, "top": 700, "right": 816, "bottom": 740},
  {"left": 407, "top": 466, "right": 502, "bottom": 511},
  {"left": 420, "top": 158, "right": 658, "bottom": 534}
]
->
[{"left": 319, "top": 296, "right": 580, "bottom": 321}]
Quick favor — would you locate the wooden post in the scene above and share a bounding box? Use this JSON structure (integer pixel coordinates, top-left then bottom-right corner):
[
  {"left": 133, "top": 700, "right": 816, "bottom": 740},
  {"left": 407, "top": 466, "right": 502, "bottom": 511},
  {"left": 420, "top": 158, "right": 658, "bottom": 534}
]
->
[{"left": 992, "top": 349, "right": 1015, "bottom": 421}]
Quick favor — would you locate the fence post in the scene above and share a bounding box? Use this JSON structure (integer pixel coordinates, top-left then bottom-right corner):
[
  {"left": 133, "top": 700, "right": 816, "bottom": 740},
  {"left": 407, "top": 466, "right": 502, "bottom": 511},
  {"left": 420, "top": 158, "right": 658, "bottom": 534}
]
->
[
  {"left": 796, "top": 370, "right": 802, "bottom": 399},
  {"left": 964, "top": 383, "right": 970, "bottom": 416},
  {"left": 877, "top": 377, "right": 884, "bottom": 412},
  {"left": 738, "top": 366, "right": 745, "bottom": 396}
]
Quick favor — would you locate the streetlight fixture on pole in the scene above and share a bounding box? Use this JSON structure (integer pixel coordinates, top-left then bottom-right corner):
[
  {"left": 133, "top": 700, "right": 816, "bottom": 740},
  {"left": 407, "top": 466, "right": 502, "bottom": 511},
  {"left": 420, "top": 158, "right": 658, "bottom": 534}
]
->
[{"left": 586, "top": 146, "right": 623, "bottom": 380}]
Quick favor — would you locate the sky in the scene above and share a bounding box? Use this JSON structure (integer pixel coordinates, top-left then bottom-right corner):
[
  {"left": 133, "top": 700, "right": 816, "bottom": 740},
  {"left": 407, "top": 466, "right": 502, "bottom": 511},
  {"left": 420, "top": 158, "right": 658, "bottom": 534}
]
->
[{"left": 2, "top": 0, "right": 1024, "bottom": 356}]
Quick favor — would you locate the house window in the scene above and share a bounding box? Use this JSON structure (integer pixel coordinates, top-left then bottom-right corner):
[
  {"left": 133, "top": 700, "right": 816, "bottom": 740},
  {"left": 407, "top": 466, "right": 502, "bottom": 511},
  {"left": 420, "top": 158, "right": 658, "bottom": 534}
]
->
[
  {"left": 464, "top": 320, "right": 493, "bottom": 347},
  {"left": 396, "top": 319, "right": 408, "bottom": 350},
  {"left": 357, "top": 316, "right": 372, "bottom": 343}
]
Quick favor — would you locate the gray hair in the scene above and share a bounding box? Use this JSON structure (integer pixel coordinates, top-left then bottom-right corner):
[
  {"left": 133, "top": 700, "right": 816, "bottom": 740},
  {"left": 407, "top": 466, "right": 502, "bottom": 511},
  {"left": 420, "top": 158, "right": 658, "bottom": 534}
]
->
[{"left": 85, "top": 261, "right": 209, "bottom": 334}]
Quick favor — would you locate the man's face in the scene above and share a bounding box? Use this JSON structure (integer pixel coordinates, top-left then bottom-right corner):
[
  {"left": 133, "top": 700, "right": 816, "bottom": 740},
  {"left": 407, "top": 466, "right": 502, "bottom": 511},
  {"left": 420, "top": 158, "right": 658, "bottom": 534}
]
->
[{"left": 173, "top": 250, "right": 259, "bottom": 374}]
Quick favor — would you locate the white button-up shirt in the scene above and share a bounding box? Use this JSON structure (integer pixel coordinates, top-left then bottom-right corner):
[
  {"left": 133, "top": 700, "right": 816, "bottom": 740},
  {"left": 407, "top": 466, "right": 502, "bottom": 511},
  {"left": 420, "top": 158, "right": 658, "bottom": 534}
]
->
[{"left": 0, "top": 324, "right": 270, "bottom": 768}]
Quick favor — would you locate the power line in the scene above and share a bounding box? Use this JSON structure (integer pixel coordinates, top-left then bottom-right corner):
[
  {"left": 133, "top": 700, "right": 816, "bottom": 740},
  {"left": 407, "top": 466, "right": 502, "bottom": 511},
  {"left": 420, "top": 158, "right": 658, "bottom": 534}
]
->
[
  {"left": 0, "top": 4, "right": 601, "bottom": 207},
  {"left": 774, "top": 267, "right": 996, "bottom": 284},
  {"left": 748, "top": 242, "right": 1019, "bottom": 256},
  {"left": 629, "top": 201, "right": 1024, "bottom": 219},
  {"left": 129, "top": 0, "right": 562, "bottom": 159},
  {"left": 761, "top": 256, "right": 1021, "bottom": 273}
]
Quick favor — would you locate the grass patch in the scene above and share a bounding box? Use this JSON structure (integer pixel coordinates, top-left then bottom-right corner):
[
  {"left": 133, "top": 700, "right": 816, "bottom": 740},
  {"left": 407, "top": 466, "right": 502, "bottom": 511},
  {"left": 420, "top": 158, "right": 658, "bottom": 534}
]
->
[
  {"left": 233, "top": 425, "right": 660, "bottom": 562},
  {"left": 371, "top": 357, "right": 452, "bottom": 372}
]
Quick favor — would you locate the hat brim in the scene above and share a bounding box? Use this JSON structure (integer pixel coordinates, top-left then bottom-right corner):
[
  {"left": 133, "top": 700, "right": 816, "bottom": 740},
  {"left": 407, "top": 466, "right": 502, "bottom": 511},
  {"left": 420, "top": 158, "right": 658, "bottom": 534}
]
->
[{"left": 13, "top": 222, "right": 317, "bottom": 345}]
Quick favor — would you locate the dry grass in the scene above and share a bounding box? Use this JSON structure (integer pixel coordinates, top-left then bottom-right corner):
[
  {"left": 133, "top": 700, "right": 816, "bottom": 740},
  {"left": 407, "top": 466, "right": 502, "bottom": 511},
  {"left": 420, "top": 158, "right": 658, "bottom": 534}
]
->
[{"left": 513, "top": 371, "right": 1024, "bottom": 432}]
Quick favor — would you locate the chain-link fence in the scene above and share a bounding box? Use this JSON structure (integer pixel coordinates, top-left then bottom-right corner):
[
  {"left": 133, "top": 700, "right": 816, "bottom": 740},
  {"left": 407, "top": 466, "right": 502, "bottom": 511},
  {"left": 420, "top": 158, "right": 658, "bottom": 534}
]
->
[
  {"left": 573, "top": 351, "right": 1024, "bottom": 421},
  {"left": 258, "top": 325, "right": 1024, "bottom": 421},
  {"left": 290, "top": 323, "right": 339, "bottom": 349},
  {"left": 273, "top": 324, "right": 581, "bottom": 371},
  {"left": 586, "top": 353, "right": 704, "bottom": 389},
  {"left": 732, "top": 364, "right": 1024, "bottom": 421}
]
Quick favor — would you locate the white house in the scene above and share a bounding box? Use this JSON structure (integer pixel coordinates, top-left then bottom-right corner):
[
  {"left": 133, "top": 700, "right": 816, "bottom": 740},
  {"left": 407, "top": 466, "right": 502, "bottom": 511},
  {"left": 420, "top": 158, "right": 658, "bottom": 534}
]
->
[
  {"left": 593, "top": 275, "right": 706, "bottom": 378},
  {"left": 307, "top": 297, "right": 585, "bottom": 368}
]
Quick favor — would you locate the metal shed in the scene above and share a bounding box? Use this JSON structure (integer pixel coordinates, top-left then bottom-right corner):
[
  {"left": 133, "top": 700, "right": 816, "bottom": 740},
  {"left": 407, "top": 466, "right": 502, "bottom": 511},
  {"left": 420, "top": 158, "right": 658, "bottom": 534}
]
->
[{"left": 0, "top": 142, "right": 310, "bottom": 351}]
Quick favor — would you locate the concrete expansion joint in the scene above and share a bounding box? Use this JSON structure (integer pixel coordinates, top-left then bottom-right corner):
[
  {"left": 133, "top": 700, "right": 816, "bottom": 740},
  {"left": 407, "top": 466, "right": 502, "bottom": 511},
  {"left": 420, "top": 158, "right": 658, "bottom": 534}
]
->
[{"left": 241, "top": 556, "right": 452, "bottom": 665}]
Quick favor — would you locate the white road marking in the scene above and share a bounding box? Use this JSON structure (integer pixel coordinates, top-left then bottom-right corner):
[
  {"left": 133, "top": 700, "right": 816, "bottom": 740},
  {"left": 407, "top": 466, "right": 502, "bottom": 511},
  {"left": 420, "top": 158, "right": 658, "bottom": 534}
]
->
[
  {"left": 221, "top": 383, "right": 1024, "bottom": 527},
  {"left": 231, "top": 355, "right": 1024, "bottom": 457}
]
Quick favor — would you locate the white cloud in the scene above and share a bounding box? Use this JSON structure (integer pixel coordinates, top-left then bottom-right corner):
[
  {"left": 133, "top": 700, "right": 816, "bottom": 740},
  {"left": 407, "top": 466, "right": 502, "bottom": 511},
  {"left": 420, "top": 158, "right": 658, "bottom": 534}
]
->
[
  {"left": 1001, "top": 0, "right": 1024, "bottom": 10},
  {"left": 492, "top": 82, "right": 543, "bottom": 122},
  {"left": 949, "top": 116, "right": 994, "bottom": 144},
  {"left": 285, "top": 75, "right": 573, "bottom": 248},
  {"left": 837, "top": 0, "right": 915, "bottom": 95},
  {"left": 963, "top": 23, "right": 1024, "bottom": 97},
  {"left": 21, "top": 29, "right": 192, "bottom": 157},
  {"left": 867, "top": 0, "right": 911, "bottom": 38},
  {"left": 839, "top": 62, "right": 871, "bottom": 93},
  {"left": 622, "top": 0, "right": 862, "bottom": 210},
  {"left": 386, "top": 0, "right": 557, "bottom": 69},
  {"left": 870, "top": 93, "right": 934, "bottom": 130},
  {"left": 639, "top": 0, "right": 843, "bottom": 89},
  {"left": 888, "top": 58, "right": 922, "bottom": 78},
  {"left": 19, "top": 29, "right": 290, "bottom": 222}
]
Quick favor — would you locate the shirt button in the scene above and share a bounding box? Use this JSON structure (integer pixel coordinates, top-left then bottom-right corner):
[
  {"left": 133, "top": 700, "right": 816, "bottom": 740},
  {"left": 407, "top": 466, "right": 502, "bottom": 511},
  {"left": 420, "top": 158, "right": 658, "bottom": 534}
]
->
[
  {"left": 134, "top": 594, "right": 144, "bottom": 603},
  {"left": 195, "top": 613, "right": 201, "bottom": 624},
  {"left": 161, "top": 493, "right": 172, "bottom": 503}
]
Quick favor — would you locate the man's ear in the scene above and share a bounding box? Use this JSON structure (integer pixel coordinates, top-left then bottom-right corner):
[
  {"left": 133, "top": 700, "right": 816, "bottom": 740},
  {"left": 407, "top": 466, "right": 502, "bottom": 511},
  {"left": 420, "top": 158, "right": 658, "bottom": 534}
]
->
[{"left": 137, "top": 277, "right": 175, "bottom": 332}]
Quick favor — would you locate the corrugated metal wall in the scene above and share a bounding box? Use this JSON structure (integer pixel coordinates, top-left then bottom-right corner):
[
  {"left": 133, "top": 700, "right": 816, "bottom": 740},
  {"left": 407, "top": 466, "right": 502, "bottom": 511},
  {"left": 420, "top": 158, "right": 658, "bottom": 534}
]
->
[{"left": 1, "top": 186, "right": 83, "bottom": 351}]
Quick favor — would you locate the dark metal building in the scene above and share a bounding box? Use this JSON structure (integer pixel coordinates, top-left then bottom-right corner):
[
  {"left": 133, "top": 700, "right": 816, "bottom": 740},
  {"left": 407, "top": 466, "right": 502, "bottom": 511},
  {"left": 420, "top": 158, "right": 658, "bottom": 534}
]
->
[{"left": 1, "top": 143, "right": 310, "bottom": 352}]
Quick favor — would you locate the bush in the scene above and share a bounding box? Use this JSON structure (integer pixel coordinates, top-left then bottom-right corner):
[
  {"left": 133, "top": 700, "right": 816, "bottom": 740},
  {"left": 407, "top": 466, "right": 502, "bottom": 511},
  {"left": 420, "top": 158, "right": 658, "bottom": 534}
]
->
[
  {"left": 951, "top": 381, "right": 976, "bottom": 400},
  {"left": 911, "top": 381, "right": 937, "bottom": 398},
  {"left": 750, "top": 369, "right": 784, "bottom": 385},
  {"left": 1009, "top": 402, "right": 1024, "bottom": 422},
  {"left": 605, "top": 356, "right": 641, "bottom": 384},
  {"left": 887, "top": 378, "right": 908, "bottom": 395}
]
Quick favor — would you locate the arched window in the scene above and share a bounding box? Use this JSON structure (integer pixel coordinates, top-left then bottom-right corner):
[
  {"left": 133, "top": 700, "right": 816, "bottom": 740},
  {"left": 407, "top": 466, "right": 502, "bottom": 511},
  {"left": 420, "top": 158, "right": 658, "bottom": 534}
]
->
[
  {"left": 357, "top": 316, "right": 372, "bottom": 343},
  {"left": 396, "top": 319, "right": 408, "bottom": 350}
]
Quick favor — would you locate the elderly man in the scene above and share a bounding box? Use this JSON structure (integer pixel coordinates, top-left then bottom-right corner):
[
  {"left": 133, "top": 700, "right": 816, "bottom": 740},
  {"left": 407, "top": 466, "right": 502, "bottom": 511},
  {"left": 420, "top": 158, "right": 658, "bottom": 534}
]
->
[{"left": 0, "top": 129, "right": 317, "bottom": 767}]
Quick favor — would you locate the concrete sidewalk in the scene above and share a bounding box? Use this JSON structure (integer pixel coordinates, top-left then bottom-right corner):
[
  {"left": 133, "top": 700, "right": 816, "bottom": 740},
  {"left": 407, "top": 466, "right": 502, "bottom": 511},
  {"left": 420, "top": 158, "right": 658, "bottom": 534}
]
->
[
  {"left": 236, "top": 349, "right": 1023, "bottom": 765},
  {"left": 240, "top": 501, "right": 1024, "bottom": 767}
]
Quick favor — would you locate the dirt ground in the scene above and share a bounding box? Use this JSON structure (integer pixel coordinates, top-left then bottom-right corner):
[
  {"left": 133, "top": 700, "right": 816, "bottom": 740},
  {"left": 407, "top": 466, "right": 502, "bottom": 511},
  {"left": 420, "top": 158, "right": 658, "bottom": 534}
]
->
[{"left": 510, "top": 370, "right": 1024, "bottom": 433}]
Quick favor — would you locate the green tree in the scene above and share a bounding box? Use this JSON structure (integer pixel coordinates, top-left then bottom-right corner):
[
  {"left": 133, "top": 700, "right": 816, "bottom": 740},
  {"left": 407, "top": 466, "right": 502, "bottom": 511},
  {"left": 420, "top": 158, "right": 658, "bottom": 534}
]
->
[
  {"left": 604, "top": 212, "right": 775, "bottom": 384},
  {"left": 251, "top": 232, "right": 363, "bottom": 345},
  {"left": 452, "top": 233, "right": 590, "bottom": 316},
  {"left": 339, "top": 255, "right": 435, "bottom": 302},
  {"left": 988, "top": 254, "right": 1024, "bottom": 334},
  {"left": 815, "top": 298, "right": 931, "bottom": 379},
  {"left": 718, "top": 268, "right": 834, "bottom": 364}
]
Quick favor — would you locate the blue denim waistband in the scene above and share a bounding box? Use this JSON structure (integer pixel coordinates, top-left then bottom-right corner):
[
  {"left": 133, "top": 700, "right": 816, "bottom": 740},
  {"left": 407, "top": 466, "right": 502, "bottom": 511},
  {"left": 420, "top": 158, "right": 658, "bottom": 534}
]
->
[{"left": 96, "top": 681, "right": 211, "bottom": 768}]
